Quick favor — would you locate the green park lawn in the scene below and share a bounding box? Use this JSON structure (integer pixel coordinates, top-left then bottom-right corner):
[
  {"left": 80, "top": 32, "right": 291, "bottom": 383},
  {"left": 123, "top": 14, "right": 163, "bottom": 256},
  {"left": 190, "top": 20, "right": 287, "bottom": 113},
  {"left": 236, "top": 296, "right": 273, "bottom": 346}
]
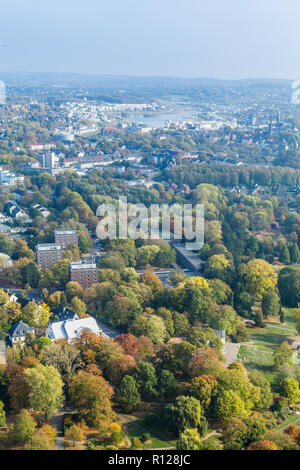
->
[
  {"left": 124, "top": 420, "right": 174, "bottom": 449},
  {"left": 239, "top": 344, "right": 275, "bottom": 384},
  {"left": 240, "top": 321, "right": 300, "bottom": 386}
]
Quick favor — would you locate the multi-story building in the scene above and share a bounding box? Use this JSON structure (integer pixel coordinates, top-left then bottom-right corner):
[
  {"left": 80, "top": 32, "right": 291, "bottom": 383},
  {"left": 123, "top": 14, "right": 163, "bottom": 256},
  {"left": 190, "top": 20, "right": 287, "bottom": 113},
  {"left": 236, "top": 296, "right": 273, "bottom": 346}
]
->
[
  {"left": 35, "top": 243, "right": 62, "bottom": 270},
  {"left": 36, "top": 152, "right": 59, "bottom": 169},
  {"left": 54, "top": 228, "right": 78, "bottom": 249},
  {"left": 69, "top": 261, "right": 99, "bottom": 289},
  {"left": 0, "top": 167, "right": 24, "bottom": 187}
]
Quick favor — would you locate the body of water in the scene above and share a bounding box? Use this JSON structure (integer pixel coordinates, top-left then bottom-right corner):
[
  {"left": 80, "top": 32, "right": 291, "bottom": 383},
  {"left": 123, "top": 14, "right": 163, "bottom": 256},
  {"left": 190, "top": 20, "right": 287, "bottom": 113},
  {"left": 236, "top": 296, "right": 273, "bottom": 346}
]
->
[{"left": 128, "top": 110, "right": 197, "bottom": 127}]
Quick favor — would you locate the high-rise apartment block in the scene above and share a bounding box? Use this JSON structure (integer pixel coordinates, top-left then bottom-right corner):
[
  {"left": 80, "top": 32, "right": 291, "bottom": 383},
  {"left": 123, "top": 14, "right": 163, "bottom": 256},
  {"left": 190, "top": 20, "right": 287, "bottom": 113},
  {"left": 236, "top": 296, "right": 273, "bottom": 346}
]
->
[
  {"left": 36, "top": 243, "right": 62, "bottom": 270},
  {"left": 54, "top": 228, "right": 78, "bottom": 250},
  {"left": 69, "top": 261, "right": 99, "bottom": 289}
]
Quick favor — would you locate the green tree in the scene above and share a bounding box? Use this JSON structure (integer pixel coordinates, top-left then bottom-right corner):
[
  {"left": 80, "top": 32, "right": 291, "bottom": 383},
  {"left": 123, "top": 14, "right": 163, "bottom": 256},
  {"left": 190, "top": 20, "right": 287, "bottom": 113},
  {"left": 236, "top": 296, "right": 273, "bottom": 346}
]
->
[
  {"left": 159, "top": 369, "right": 177, "bottom": 399},
  {"left": 0, "top": 400, "right": 6, "bottom": 427},
  {"left": 166, "top": 396, "right": 201, "bottom": 435},
  {"left": 176, "top": 428, "right": 202, "bottom": 450},
  {"left": 130, "top": 313, "right": 167, "bottom": 345},
  {"left": 190, "top": 375, "right": 218, "bottom": 414},
  {"left": 135, "top": 361, "right": 158, "bottom": 401},
  {"left": 281, "top": 378, "right": 300, "bottom": 405},
  {"left": 115, "top": 375, "right": 141, "bottom": 413},
  {"left": 11, "top": 409, "right": 36, "bottom": 445},
  {"left": 25, "top": 365, "right": 64, "bottom": 421},
  {"left": 20, "top": 262, "right": 41, "bottom": 288},
  {"left": 261, "top": 291, "right": 280, "bottom": 319},
  {"left": 214, "top": 389, "right": 246, "bottom": 423},
  {"left": 280, "top": 245, "right": 291, "bottom": 265},
  {"left": 273, "top": 342, "right": 293, "bottom": 369}
]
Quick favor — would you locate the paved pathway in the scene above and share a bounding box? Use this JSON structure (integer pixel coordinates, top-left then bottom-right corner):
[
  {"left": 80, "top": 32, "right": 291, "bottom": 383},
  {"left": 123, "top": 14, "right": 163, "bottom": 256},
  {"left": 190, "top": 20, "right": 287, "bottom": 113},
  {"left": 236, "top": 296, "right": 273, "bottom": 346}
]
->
[
  {"left": 50, "top": 410, "right": 65, "bottom": 450},
  {"left": 224, "top": 342, "right": 240, "bottom": 366},
  {"left": 266, "top": 323, "right": 297, "bottom": 333}
]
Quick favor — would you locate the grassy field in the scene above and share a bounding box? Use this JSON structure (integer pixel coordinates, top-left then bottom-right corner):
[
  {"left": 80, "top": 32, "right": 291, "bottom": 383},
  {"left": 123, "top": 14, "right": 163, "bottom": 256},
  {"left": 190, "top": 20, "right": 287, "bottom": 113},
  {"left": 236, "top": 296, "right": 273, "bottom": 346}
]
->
[
  {"left": 239, "top": 345, "right": 275, "bottom": 384},
  {"left": 124, "top": 421, "right": 173, "bottom": 449},
  {"left": 240, "top": 318, "right": 300, "bottom": 385}
]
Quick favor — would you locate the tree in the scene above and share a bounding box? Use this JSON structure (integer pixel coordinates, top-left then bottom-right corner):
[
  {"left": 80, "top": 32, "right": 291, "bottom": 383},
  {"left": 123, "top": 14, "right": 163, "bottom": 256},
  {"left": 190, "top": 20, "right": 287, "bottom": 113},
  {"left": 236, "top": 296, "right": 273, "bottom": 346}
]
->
[
  {"left": 279, "top": 245, "right": 291, "bottom": 265},
  {"left": 284, "top": 424, "right": 300, "bottom": 442},
  {"left": 65, "top": 423, "right": 86, "bottom": 446},
  {"left": 243, "top": 414, "right": 267, "bottom": 445},
  {"left": 189, "top": 347, "right": 225, "bottom": 378},
  {"left": 205, "top": 254, "right": 234, "bottom": 285},
  {"left": 11, "top": 409, "right": 36, "bottom": 445},
  {"left": 108, "top": 354, "right": 137, "bottom": 385},
  {"left": 261, "top": 291, "right": 280, "bottom": 319},
  {"left": 176, "top": 428, "right": 202, "bottom": 450},
  {"left": 8, "top": 372, "right": 31, "bottom": 413},
  {"left": 70, "top": 297, "right": 86, "bottom": 317},
  {"left": 24, "top": 431, "right": 52, "bottom": 450},
  {"left": 278, "top": 267, "right": 300, "bottom": 307},
  {"left": 166, "top": 396, "right": 201, "bottom": 435},
  {"left": 247, "top": 440, "right": 278, "bottom": 450},
  {"left": 214, "top": 389, "right": 246, "bottom": 423},
  {"left": 25, "top": 364, "right": 64, "bottom": 421},
  {"left": 78, "top": 233, "right": 90, "bottom": 253},
  {"left": 51, "top": 259, "right": 70, "bottom": 286},
  {"left": 41, "top": 342, "right": 83, "bottom": 393},
  {"left": 106, "top": 295, "right": 142, "bottom": 328},
  {"left": 140, "top": 270, "right": 163, "bottom": 296},
  {"left": 114, "top": 333, "right": 139, "bottom": 356},
  {"left": 273, "top": 342, "right": 293, "bottom": 369},
  {"left": 130, "top": 313, "right": 167, "bottom": 345},
  {"left": 66, "top": 281, "right": 84, "bottom": 301},
  {"left": 290, "top": 242, "right": 300, "bottom": 264},
  {"left": 159, "top": 369, "right": 177, "bottom": 399},
  {"left": 222, "top": 417, "right": 248, "bottom": 450},
  {"left": 0, "top": 400, "right": 6, "bottom": 427},
  {"left": 20, "top": 262, "right": 41, "bottom": 288},
  {"left": 281, "top": 378, "right": 300, "bottom": 405},
  {"left": 242, "top": 259, "right": 278, "bottom": 300},
  {"left": 135, "top": 361, "right": 158, "bottom": 401},
  {"left": 189, "top": 375, "right": 218, "bottom": 414},
  {"left": 248, "top": 370, "right": 273, "bottom": 410},
  {"left": 70, "top": 371, "right": 114, "bottom": 431},
  {"left": 115, "top": 375, "right": 141, "bottom": 413},
  {"left": 156, "top": 307, "right": 175, "bottom": 338}
]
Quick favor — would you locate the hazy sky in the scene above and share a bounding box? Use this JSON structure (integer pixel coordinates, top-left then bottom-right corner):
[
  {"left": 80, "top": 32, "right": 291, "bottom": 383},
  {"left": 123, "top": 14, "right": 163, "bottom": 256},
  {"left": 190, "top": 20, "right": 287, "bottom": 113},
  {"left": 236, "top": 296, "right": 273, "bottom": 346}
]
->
[{"left": 0, "top": 0, "right": 299, "bottom": 79}]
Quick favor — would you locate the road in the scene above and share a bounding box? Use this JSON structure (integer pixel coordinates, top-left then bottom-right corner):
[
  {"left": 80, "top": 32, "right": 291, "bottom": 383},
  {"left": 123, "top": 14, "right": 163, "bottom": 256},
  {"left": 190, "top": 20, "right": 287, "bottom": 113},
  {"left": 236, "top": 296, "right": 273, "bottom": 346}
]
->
[
  {"left": 97, "top": 320, "right": 123, "bottom": 338},
  {"left": 224, "top": 342, "right": 240, "bottom": 367},
  {"left": 50, "top": 410, "right": 65, "bottom": 450}
]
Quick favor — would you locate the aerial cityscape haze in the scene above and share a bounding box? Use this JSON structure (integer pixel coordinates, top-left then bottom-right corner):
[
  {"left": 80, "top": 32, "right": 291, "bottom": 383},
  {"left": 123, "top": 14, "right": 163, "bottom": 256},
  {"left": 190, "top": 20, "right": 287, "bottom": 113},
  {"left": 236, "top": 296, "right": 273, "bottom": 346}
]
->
[
  {"left": 0, "top": 0, "right": 299, "bottom": 79},
  {"left": 1, "top": 0, "right": 300, "bottom": 459}
]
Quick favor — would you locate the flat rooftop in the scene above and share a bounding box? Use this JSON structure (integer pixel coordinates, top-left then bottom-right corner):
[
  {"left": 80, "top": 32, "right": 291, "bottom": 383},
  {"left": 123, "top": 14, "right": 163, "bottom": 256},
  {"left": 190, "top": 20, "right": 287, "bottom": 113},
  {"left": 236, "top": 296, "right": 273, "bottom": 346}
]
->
[
  {"left": 36, "top": 243, "right": 62, "bottom": 251},
  {"left": 55, "top": 228, "right": 77, "bottom": 235},
  {"left": 69, "top": 261, "right": 97, "bottom": 270},
  {"left": 172, "top": 243, "right": 205, "bottom": 271}
]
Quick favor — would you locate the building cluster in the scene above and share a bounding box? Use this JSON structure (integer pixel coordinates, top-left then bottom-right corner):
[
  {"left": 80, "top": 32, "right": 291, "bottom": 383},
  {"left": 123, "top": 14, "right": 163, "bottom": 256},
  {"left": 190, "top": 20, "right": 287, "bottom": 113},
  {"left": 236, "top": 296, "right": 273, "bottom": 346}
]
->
[
  {"left": 34, "top": 228, "right": 99, "bottom": 289},
  {"left": 0, "top": 167, "right": 24, "bottom": 187}
]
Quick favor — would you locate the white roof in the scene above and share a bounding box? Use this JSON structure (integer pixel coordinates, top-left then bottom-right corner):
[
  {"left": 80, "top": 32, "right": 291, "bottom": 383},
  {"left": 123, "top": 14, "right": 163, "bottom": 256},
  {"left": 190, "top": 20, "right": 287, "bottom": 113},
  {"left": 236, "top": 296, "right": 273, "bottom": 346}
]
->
[{"left": 46, "top": 317, "right": 100, "bottom": 341}]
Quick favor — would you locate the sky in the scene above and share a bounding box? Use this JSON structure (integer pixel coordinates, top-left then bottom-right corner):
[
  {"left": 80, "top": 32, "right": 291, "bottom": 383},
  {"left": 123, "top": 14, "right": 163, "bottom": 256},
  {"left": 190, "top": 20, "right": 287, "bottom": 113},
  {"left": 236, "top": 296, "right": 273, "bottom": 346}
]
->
[{"left": 0, "top": 0, "right": 299, "bottom": 79}]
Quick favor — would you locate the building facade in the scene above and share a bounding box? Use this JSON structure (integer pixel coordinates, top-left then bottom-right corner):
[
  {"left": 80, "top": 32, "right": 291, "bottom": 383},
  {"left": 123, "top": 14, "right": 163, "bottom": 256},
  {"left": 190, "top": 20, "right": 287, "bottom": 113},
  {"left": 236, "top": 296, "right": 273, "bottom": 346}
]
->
[
  {"left": 69, "top": 261, "right": 99, "bottom": 289},
  {"left": 36, "top": 243, "right": 63, "bottom": 270},
  {"left": 54, "top": 228, "right": 78, "bottom": 249}
]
